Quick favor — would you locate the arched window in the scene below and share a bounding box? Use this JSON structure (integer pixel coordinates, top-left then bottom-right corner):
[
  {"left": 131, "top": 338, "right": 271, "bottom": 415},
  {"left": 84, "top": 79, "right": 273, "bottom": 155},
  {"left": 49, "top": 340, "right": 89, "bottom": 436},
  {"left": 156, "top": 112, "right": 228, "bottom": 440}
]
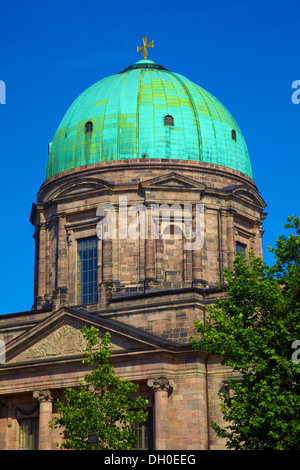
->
[
  {"left": 231, "top": 129, "right": 237, "bottom": 141},
  {"left": 164, "top": 115, "right": 174, "bottom": 126},
  {"left": 85, "top": 121, "right": 93, "bottom": 133}
]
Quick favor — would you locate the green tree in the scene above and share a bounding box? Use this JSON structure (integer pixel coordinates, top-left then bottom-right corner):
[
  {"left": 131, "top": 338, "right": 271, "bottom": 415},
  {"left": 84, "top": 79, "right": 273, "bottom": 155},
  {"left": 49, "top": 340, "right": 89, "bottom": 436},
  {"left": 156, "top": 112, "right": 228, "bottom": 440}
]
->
[
  {"left": 190, "top": 216, "right": 300, "bottom": 450},
  {"left": 51, "top": 326, "right": 148, "bottom": 450}
]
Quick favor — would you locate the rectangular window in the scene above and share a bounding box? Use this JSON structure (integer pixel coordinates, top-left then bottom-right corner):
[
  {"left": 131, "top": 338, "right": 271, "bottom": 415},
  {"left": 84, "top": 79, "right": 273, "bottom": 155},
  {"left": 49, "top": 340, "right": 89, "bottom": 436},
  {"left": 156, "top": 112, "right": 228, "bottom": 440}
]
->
[
  {"left": 19, "top": 418, "right": 39, "bottom": 450},
  {"left": 236, "top": 241, "right": 246, "bottom": 257},
  {"left": 77, "top": 237, "right": 98, "bottom": 305},
  {"left": 134, "top": 410, "right": 153, "bottom": 450}
]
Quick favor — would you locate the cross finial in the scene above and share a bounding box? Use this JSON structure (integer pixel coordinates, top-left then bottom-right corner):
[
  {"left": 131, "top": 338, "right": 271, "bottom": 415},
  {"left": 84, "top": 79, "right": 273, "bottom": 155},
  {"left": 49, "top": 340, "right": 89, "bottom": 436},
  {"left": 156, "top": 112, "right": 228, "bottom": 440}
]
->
[{"left": 137, "top": 36, "right": 154, "bottom": 60}]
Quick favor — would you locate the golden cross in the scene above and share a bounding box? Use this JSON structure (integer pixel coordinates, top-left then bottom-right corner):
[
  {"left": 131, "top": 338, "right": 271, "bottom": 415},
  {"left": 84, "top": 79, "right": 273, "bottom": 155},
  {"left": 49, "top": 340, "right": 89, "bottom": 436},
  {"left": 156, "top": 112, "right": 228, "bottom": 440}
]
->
[{"left": 137, "top": 36, "right": 154, "bottom": 60}]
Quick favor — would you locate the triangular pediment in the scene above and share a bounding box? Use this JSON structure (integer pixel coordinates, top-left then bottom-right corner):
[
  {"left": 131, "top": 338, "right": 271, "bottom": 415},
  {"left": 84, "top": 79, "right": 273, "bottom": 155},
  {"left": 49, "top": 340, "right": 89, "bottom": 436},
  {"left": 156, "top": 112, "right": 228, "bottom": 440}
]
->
[
  {"left": 3, "top": 307, "right": 170, "bottom": 365},
  {"left": 139, "top": 173, "right": 206, "bottom": 192}
]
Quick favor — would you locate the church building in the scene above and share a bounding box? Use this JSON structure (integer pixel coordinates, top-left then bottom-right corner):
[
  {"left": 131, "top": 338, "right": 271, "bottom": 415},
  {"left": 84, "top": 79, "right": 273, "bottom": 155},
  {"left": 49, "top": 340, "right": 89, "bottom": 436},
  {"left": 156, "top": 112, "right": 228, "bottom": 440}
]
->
[{"left": 0, "top": 39, "right": 266, "bottom": 450}]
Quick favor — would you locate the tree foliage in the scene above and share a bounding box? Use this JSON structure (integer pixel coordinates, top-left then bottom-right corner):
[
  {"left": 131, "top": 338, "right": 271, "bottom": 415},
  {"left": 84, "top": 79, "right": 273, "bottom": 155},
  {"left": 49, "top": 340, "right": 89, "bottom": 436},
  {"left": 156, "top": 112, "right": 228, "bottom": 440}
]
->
[
  {"left": 50, "top": 327, "right": 148, "bottom": 450},
  {"left": 190, "top": 216, "right": 300, "bottom": 450}
]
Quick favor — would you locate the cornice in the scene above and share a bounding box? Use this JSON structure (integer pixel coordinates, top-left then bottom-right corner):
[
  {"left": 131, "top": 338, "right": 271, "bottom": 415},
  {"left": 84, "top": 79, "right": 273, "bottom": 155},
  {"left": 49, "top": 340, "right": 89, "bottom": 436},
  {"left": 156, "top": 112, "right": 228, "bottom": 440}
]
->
[{"left": 37, "top": 159, "right": 258, "bottom": 202}]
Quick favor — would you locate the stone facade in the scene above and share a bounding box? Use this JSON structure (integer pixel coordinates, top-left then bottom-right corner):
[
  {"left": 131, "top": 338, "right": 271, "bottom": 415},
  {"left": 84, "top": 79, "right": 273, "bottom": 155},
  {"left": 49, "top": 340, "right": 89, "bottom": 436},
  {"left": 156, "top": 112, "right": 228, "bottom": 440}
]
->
[{"left": 0, "top": 158, "right": 266, "bottom": 450}]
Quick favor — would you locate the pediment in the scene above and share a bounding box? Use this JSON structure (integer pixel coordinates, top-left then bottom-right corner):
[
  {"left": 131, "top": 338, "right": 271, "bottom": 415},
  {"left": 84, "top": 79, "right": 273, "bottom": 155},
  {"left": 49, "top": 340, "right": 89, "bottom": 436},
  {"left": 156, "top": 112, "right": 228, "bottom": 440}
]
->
[
  {"left": 3, "top": 307, "right": 166, "bottom": 365},
  {"left": 51, "top": 177, "right": 114, "bottom": 201},
  {"left": 139, "top": 173, "right": 206, "bottom": 192}
]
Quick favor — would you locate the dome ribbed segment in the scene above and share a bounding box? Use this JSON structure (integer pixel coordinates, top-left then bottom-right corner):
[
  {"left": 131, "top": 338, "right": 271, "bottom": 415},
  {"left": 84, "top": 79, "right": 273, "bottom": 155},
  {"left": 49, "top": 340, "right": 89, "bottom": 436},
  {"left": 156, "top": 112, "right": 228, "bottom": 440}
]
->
[{"left": 46, "top": 61, "right": 252, "bottom": 180}]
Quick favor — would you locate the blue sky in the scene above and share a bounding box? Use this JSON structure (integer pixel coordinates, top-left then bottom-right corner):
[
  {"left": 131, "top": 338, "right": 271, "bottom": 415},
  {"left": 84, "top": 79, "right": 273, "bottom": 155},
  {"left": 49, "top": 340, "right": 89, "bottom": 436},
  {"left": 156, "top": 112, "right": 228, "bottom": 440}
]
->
[{"left": 0, "top": 0, "right": 299, "bottom": 314}]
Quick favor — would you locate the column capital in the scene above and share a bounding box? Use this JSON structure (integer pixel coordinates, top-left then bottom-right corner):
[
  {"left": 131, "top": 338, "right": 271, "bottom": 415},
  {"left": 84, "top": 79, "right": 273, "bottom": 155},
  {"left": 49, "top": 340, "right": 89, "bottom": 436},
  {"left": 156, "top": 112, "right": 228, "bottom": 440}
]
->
[
  {"left": 147, "top": 376, "right": 174, "bottom": 392},
  {"left": 33, "top": 390, "right": 53, "bottom": 403}
]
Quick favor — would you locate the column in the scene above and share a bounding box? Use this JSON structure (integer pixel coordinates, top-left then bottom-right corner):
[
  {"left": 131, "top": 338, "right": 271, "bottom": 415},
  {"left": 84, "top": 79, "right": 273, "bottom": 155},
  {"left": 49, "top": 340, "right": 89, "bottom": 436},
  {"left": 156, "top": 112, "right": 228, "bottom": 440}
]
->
[
  {"left": 227, "top": 209, "right": 236, "bottom": 269},
  {"left": 252, "top": 221, "right": 264, "bottom": 258},
  {"left": 102, "top": 238, "right": 113, "bottom": 281},
  {"left": 55, "top": 214, "right": 68, "bottom": 307},
  {"left": 33, "top": 390, "right": 53, "bottom": 450},
  {"left": 36, "top": 218, "right": 47, "bottom": 308},
  {"left": 145, "top": 207, "right": 156, "bottom": 288},
  {"left": 183, "top": 212, "right": 192, "bottom": 284},
  {"left": 66, "top": 228, "right": 77, "bottom": 305},
  {"left": 220, "top": 210, "right": 228, "bottom": 272},
  {"left": 57, "top": 215, "right": 68, "bottom": 286},
  {"left": 147, "top": 376, "right": 173, "bottom": 450},
  {"left": 192, "top": 204, "right": 205, "bottom": 286},
  {"left": 154, "top": 218, "right": 164, "bottom": 285}
]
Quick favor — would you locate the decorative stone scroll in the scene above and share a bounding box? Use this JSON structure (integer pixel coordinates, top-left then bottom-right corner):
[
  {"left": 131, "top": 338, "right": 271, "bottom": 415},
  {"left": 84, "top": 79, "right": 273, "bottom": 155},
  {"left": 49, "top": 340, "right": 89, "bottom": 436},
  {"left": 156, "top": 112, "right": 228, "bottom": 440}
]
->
[
  {"left": 33, "top": 390, "right": 53, "bottom": 403},
  {"left": 147, "top": 376, "right": 174, "bottom": 392}
]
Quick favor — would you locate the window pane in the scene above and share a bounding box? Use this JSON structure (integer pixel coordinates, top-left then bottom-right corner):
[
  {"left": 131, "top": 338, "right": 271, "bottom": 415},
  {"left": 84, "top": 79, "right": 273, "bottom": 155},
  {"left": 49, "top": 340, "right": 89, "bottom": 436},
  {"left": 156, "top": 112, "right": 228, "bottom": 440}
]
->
[
  {"left": 19, "top": 418, "right": 39, "bottom": 450},
  {"left": 164, "top": 115, "right": 174, "bottom": 126},
  {"left": 134, "top": 410, "right": 153, "bottom": 450},
  {"left": 78, "top": 237, "right": 98, "bottom": 305},
  {"left": 236, "top": 241, "right": 246, "bottom": 257},
  {"left": 85, "top": 121, "right": 93, "bottom": 133}
]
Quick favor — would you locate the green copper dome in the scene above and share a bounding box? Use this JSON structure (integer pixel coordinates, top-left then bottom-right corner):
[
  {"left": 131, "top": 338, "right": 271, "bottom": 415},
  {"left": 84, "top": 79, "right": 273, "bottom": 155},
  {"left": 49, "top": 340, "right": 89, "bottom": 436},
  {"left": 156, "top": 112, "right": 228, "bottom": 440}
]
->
[{"left": 45, "top": 59, "right": 253, "bottom": 180}]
